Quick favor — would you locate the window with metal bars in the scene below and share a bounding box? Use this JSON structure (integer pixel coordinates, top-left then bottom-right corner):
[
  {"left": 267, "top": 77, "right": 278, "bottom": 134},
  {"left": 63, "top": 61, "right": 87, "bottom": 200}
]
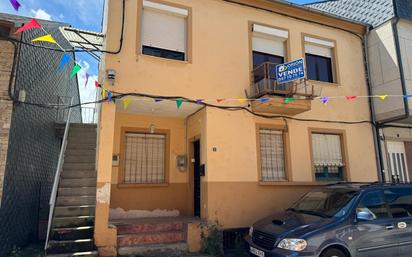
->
[
  {"left": 259, "top": 129, "right": 287, "bottom": 182},
  {"left": 124, "top": 132, "right": 166, "bottom": 184}
]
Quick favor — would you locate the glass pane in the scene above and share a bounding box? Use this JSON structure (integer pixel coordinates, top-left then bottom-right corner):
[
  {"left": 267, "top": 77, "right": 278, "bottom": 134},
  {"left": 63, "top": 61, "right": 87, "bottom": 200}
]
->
[
  {"left": 305, "top": 53, "right": 333, "bottom": 83},
  {"left": 385, "top": 188, "right": 412, "bottom": 218},
  {"left": 253, "top": 51, "right": 284, "bottom": 68},
  {"left": 357, "top": 191, "right": 389, "bottom": 220},
  {"left": 142, "top": 45, "right": 185, "bottom": 61}
]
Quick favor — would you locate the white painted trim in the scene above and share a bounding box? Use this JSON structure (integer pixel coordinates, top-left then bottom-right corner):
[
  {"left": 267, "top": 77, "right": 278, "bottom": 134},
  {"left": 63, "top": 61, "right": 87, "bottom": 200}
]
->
[
  {"left": 304, "top": 36, "right": 335, "bottom": 48},
  {"left": 143, "top": 0, "right": 188, "bottom": 17},
  {"left": 253, "top": 24, "right": 288, "bottom": 39}
]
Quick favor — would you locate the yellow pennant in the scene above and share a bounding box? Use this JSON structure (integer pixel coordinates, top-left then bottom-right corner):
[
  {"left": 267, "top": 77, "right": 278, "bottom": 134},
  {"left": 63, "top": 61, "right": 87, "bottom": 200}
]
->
[
  {"left": 101, "top": 88, "right": 106, "bottom": 98},
  {"left": 32, "top": 34, "right": 57, "bottom": 44},
  {"left": 123, "top": 99, "right": 131, "bottom": 110},
  {"left": 379, "top": 95, "right": 388, "bottom": 100},
  {"left": 238, "top": 98, "right": 248, "bottom": 103}
]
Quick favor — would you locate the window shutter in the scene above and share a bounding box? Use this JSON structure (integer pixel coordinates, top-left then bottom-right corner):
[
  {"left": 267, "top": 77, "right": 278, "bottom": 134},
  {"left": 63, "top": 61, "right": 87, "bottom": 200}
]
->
[
  {"left": 312, "top": 134, "right": 343, "bottom": 167},
  {"left": 252, "top": 24, "right": 287, "bottom": 57},
  {"left": 304, "top": 36, "right": 334, "bottom": 58},
  {"left": 142, "top": 4, "right": 187, "bottom": 53}
]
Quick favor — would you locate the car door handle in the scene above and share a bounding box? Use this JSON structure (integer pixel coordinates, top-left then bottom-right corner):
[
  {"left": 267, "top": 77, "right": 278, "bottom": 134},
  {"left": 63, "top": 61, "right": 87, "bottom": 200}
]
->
[{"left": 386, "top": 225, "right": 395, "bottom": 230}]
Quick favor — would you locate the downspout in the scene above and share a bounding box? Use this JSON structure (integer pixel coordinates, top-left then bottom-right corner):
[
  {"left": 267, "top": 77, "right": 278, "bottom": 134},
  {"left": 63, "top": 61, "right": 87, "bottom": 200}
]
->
[{"left": 363, "top": 26, "right": 385, "bottom": 182}]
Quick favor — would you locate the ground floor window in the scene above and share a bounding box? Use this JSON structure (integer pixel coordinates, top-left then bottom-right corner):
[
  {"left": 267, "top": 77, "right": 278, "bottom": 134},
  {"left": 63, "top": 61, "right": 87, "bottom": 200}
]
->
[
  {"left": 311, "top": 132, "right": 345, "bottom": 181},
  {"left": 259, "top": 128, "right": 287, "bottom": 181},
  {"left": 123, "top": 132, "right": 167, "bottom": 184}
]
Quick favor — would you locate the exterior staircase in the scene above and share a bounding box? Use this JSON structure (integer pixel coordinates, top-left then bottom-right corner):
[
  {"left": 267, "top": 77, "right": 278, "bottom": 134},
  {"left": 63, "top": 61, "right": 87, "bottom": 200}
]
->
[
  {"left": 47, "top": 124, "right": 98, "bottom": 257},
  {"left": 115, "top": 218, "right": 190, "bottom": 256}
]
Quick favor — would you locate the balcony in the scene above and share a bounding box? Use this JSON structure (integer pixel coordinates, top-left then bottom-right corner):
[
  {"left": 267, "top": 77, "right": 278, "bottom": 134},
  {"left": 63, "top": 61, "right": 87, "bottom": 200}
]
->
[{"left": 249, "top": 62, "right": 315, "bottom": 116}]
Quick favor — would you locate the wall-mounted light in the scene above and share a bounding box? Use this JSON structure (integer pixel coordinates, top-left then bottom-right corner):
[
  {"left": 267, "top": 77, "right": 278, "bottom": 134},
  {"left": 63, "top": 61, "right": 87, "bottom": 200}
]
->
[{"left": 149, "top": 124, "right": 156, "bottom": 134}]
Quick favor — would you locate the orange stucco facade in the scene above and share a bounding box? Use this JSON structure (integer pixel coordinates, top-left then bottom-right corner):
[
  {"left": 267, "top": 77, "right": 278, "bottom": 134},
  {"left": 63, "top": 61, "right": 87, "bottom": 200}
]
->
[{"left": 95, "top": 0, "right": 377, "bottom": 255}]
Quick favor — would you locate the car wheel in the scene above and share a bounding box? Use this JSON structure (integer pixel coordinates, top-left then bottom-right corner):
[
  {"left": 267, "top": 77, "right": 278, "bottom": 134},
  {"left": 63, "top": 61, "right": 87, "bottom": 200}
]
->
[{"left": 320, "top": 248, "right": 347, "bottom": 257}]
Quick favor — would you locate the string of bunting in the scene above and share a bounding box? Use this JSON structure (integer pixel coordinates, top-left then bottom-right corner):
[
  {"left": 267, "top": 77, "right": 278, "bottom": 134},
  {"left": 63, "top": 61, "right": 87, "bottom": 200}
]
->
[{"left": 12, "top": 16, "right": 110, "bottom": 95}]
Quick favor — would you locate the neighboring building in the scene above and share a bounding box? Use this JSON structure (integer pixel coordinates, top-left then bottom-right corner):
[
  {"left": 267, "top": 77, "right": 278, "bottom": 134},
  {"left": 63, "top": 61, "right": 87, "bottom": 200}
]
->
[
  {"left": 0, "top": 13, "right": 81, "bottom": 256},
  {"left": 95, "top": 0, "right": 378, "bottom": 256},
  {"left": 308, "top": 0, "right": 412, "bottom": 183}
]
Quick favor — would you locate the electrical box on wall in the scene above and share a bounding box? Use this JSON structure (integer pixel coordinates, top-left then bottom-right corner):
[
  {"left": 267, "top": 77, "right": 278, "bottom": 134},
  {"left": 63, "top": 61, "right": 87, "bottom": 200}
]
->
[
  {"left": 176, "top": 155, "right": 187, "bottom": 171},
  {"left": 106, "top": 69, "right": 116, "bottom": 86},
  {"left": 112, "top": 154, "right": 119, "bottom": 166}
]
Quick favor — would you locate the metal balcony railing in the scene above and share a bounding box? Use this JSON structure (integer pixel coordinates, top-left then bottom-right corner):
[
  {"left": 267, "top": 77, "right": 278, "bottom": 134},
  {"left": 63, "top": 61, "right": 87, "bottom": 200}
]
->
[{"left": 250, "top": 62, "right": 315, "bottom": 99}]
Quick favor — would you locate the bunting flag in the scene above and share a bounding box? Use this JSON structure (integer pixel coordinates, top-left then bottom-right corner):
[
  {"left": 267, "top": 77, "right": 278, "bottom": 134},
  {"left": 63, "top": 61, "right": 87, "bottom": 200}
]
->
[
  {"left": 216, "top": 99, "right": 225, "bottom": 103},
  {"left": 123, "top": 98, "right": 131, "bottom": 110},
  {"left": 404, "top": 95, "right": 412, "bottom": 99},
  {"left": 15, "top": 18, "right": 41, "bottom": 34},
  {"left": 95, "top": 81, "right": 100, "bottom": 88},
  {"left": 176, "top": 99, "right": 183, "bottom": 109},
  {"left": 346, "top": 96, "right": 357, "bottom": 100},
  {"left": 321, "top": 97, "right": 330, "bottom": 104},
  {"left": 107, "top": 91, "right": 112, "bottom": 103},
  {"left": 69, "top": 64, "right": 82, "bottom": 79},
  {"left": 196, "top": 99, "right": 204, "bottom": 104},
  {"left": 379, "top": 95, "right": 388, "bottom": 100},
  {"left": 238, "top": 98, "right": 248, "bottom": 104},
  {"left": 154, "top": 99, "right": 163, "bottom": 103},
  {"left": 85, "top": 73, "right": 90, "bottom": 87},
  {"left": 9, "top": 0, "right": 21, "bottom": 11},
  {"left": 101, "top": 88, "right": 106, "bottom": 98},
  {"left": 59, "top": 53, "right": 71, "bottom": 70},
  {"left": 259, "top": 98, "right": 270, "bottom": 103},
  {"left": 284, "top": 98, "right": 296, "bottom": 104},
  {"left": 32, "top": 34, "right": 57, "bottom": 44}
]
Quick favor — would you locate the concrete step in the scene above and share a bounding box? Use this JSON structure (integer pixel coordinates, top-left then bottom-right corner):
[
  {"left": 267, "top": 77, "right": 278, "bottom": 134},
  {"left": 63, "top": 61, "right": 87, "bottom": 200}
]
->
[
  {"left": 47, "top": 251, "right": 98, "bottom": 257},
  {"left": 56, "top": 196, "right": 95, "bottom": 207},
  {"left": 51, "top": 226, "right": 94, "bottom": 241},
  {"left": 117, "top": 222, "right": 184, "bottom": 235},
  {"left": 54, "top": 205, "right": 95, "bottom": 217},
  {"left": 67, "top": 138, "right": 97, "bottom": 146},
  {"left": 53, "top": 216, "right": 94, "bottom": 228},
  {"left": 63, "top": 163, "right": 95, "bottom": 171},
  {"left": 118, "top": 242, "right": 188, "bottom": 257},
  {"left": 65, "top": 149, "right": 96, "bottom": 157},
  {"left": 61, "top": 170, "right": 96, "bottom": 179},
  {"left": 58, "top": 187, "right": 96, "bottom": 197},
  {"left": 47, "top": 239, "right": 94, "bottom": 254},
  {"left": 117, "top": 231, "right": 185, "bottom": 247},
  {"left": 64, "top": 155, "right": 96, "bottom": 164},
  {"left": 66, "top": 144, "right": 96, "bottom": 151},
  {"left": 60, "top": 178, "right": 96, "bottom": 188}
]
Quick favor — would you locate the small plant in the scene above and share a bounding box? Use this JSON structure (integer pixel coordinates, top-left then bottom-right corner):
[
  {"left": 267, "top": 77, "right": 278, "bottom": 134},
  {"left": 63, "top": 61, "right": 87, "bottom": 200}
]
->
[{"left": 200, "top": 220, "right": 224, "bottom": 257}]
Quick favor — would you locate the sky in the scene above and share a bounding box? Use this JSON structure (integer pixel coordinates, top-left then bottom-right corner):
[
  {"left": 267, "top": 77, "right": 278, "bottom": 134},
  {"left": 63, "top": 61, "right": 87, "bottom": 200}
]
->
[{"left": 0, "top": 0, "right": 318, "bottom": 105}]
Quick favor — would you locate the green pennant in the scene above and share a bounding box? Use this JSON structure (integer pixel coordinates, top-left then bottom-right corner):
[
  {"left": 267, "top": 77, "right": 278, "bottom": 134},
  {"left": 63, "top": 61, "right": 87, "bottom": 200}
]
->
[
  {"left": 284, "top": 98, "right": 296, "bottom": 104},
  {"left": 69, "top": 64, "right": 82, "bottom": 79},
  {"left": 176, "top": 99, "right": 183, "bottom": 109}
]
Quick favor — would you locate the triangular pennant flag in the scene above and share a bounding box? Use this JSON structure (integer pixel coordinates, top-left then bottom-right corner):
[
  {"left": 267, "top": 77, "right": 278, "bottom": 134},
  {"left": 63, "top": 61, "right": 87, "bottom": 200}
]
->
[
  {"left": 9, "top": 0, "right": 21, "bottom": 11},
  {"left": 59, "top": 53, "right": 71, "bottom": 70},
  {"left": 196, "top": 99, "right": 204, "bottom": 105},
  {"left": 101, "top": 88, "right": 106, "bottom": 98},
  {"left": 238, "top": 98, "right": 248, "bottom": 103},
  {"left": 15, "top": 18, "right": 41, "bottom": 34},
  {"left": 95, "top": 81, "right": 100, "bottom": 88},
  {"left": 320, "top": 97, "right": 330, "bottom": 104},
  {"left": 345, "top": 96, "right": 357, "bottom": 100},
  {"left": 176, "top": 99, "right": 184, "bottom": 109},
  {"left": 112, "top": 97, "right": 117, "bottom": 104},
  {"left": 69, "top": 64, "right": 82, "bottom": 79},
  {"left": 284, "top": 98, "right": 296, "bottom": 104},
  {"left": 154, "top": 99, "right": 163, "bottom": 103},
  {"left": 85, "top": 73, "right": 90, "bottom": 87},
  {"left": 32, "top": 34, "right": 57, "bottom": 44},
  {"left": 378, "top": 95, "right": 388, "bottom": 100},
  {"left": 259, "top": 98, "right": 270, "bottom": 103},
  {"left": 216, "top": 99, "right": 225, "bottom": 103},
  {"left": 107, "top": 91, "right": 112, "bottom": 104},
  {"left": 123, "top": 99, "right": 131, "bottom": 110}
]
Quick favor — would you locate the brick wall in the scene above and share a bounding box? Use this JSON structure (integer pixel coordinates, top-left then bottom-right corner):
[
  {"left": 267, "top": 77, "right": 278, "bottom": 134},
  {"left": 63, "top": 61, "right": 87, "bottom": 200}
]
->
[
  {"left": 0, "top": 16, "right": 81, "bottom": 255},
  {"left": 0, "top": 32, "right": 15, "bottom": 208}
]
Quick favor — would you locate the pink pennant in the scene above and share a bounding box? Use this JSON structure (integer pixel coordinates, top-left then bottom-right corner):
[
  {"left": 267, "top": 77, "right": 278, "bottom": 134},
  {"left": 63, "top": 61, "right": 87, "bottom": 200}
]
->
[
  {"left": 15, "top": 18, "right": 42, "bottom": 34},
  {"left": 216, "top": 99, "right": 225, "bottom": 103},
  {"left": 95, "top": 81, "right": 99, "bottom": 88}
]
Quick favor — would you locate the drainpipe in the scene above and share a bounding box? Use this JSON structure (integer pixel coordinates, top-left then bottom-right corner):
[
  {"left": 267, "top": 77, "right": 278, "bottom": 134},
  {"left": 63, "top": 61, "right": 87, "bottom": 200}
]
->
[{"left": 363, "top": 26, "right": 385, "bottom": 182}]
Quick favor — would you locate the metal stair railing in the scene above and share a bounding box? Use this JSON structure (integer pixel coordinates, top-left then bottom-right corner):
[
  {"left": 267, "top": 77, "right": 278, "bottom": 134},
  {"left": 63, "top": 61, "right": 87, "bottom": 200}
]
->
[{"left": 45, "top": 97, "right": 74, "bottom": 250}]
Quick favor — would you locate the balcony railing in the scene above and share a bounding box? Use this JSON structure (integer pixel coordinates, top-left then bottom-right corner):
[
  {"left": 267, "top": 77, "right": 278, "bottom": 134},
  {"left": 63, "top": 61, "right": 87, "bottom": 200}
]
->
[{"left": 250, "top": 62, "right": 315, "bottom": 98}]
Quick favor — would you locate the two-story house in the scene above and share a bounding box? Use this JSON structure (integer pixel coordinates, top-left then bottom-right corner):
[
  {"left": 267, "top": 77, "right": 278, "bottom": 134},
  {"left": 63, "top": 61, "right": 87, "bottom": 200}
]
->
[
  {"left": 308, "top": 0, "right": 412, "bottom": 184},
  {"left": 94, "top": 0, "right": 379, "bottom": 256}
]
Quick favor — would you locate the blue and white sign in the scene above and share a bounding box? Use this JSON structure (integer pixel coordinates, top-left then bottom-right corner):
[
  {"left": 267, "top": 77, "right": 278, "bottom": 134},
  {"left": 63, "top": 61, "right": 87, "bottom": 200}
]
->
[{"left": 276, "top": 58, "right": 305, "bottom": 84}]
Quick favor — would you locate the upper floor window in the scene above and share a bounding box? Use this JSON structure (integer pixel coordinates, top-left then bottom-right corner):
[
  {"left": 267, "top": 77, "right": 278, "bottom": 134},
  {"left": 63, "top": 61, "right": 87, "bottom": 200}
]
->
[
  {"left": 252, "top": 24, "right": 287, "bottom": 69},
  {"left": 141, "top": 0, "right": 189, "bottom": 61},
  {"left": 0, "top": 23, "right": 11, "bottom": 36},
  {"left": 311, "top": 132, "right": 345, "bottom": 181},
  {"left": 304, "top": 36, "right": 336, "bottom": 83}
]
